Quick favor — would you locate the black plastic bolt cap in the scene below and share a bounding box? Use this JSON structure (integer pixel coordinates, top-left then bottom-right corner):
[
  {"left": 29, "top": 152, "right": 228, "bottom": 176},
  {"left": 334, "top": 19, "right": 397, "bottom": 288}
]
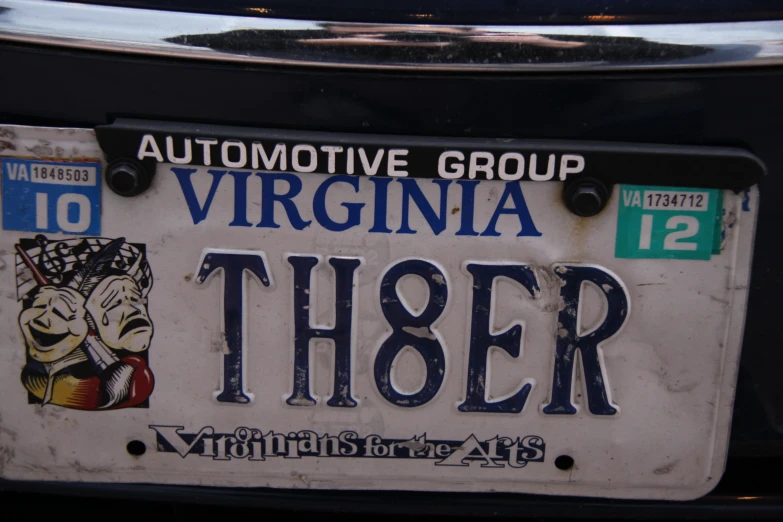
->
[
  {"left": 105, "top": 159, "right": 151, "bottom": 197},
  {"left": 564, "top": 178, "right": 609, "bottom": 217}
]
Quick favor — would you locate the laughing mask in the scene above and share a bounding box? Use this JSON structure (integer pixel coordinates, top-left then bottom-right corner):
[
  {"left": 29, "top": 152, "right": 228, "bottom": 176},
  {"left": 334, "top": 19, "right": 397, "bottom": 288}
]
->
[
  {"left": 86, "top": 275, "right": 153, "bottom": 352},
  {"left": 19, "top": 286, "right": 88, "bottom": 363}
]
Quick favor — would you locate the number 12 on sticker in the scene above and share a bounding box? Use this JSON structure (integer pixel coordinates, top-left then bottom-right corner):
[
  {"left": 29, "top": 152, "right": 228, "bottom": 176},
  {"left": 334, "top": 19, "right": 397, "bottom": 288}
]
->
[
  {"left": 615, "top": 186, "right": 721, "bottom": 260},
  {"left": 638, "top": 215, "right": 699, "bottom": 251}
]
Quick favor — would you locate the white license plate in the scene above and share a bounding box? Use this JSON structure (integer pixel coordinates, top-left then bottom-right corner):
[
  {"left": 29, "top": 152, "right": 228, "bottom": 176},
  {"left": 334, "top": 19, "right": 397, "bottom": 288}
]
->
[{"left": 0, "top": 124, "right": 758, "bottom": 500}]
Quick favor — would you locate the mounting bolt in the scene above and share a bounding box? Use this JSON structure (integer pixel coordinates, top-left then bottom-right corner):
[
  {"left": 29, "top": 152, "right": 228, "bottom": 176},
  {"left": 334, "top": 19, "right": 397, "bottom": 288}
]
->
[
  {"left": 105, "top": 158, "right": 151, "bottom": 197},
  {"left": 564, "top": 178, "right": 609, "bottom": 217}
]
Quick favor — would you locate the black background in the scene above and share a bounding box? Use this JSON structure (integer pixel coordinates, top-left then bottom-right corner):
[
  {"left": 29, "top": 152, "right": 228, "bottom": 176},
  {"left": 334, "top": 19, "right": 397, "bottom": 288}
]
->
[{"left": 2, "top": 41, "right": 783, "bottom": 517}]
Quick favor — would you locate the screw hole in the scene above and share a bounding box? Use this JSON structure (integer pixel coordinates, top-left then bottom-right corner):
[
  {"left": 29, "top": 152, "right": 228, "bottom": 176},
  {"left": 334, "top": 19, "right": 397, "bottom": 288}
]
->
[
  {"left": 126, "top": 440, "right": 146, "bottom": 457},
  {"left": 554, "top": 454, "right": 574, "bottom": 471}
]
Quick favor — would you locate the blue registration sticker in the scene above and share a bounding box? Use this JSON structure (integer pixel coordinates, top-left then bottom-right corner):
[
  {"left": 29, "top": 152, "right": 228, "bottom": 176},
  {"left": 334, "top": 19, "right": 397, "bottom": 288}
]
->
[{"left": 2, "top": 158, "right": 101, "bottom": 235}]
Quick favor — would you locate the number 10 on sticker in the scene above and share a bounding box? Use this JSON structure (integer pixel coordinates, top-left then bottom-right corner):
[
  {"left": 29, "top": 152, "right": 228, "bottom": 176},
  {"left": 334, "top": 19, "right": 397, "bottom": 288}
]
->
[
  {"left": 2, "top": 158, "right": 101, "bottom": 236},
  {"left": 34, "top": 192, "right": 93, "bottom": 233},
  {"left": 615, "top": 185, "right": 721, "bottom": 260}
]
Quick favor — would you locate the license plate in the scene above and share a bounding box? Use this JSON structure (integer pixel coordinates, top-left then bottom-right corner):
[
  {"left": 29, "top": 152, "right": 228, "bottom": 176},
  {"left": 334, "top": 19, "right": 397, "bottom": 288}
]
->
[{"left": 0, "top": 123, "right": 760, "bottom": 500}]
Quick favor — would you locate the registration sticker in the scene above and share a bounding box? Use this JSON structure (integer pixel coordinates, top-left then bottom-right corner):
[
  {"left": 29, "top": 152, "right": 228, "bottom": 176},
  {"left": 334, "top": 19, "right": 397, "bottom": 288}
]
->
[
  {"left": 615, "top": 185, "right": 721, "bottom": 260},
  {"left": 2, "top": 158, "right": 101, "bottom": 235}
]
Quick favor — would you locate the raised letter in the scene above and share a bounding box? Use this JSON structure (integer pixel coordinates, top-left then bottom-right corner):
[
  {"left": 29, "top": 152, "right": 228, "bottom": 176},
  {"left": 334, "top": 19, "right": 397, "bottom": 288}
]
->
[
  {"left": 542, "top": 265, "right": 628, "bottom": 415},
  {"left": 195, "top": 249, "right": 273, "bottom": 404},
  {"left": 458, "top": 263, "right": 539, "bottom": 413},
  {"left": 374, "top": 259, "right": 448, "bottom": 407},
  {"left": 286, "top": 256, "right": 363, "bottom": 407}
]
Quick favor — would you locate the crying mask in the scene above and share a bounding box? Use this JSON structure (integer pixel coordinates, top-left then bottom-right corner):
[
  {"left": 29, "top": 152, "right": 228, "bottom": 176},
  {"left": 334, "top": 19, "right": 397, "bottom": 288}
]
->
[{"left": 86, "top": 275, "right": 153, "bottom": 352}]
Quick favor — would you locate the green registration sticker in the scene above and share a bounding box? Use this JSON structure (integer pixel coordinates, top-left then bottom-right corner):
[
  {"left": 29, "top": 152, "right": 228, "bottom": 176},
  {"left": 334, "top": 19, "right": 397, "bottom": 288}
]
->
[{"left": 615, "top": 185, "right": 722, "bottom": 260}]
